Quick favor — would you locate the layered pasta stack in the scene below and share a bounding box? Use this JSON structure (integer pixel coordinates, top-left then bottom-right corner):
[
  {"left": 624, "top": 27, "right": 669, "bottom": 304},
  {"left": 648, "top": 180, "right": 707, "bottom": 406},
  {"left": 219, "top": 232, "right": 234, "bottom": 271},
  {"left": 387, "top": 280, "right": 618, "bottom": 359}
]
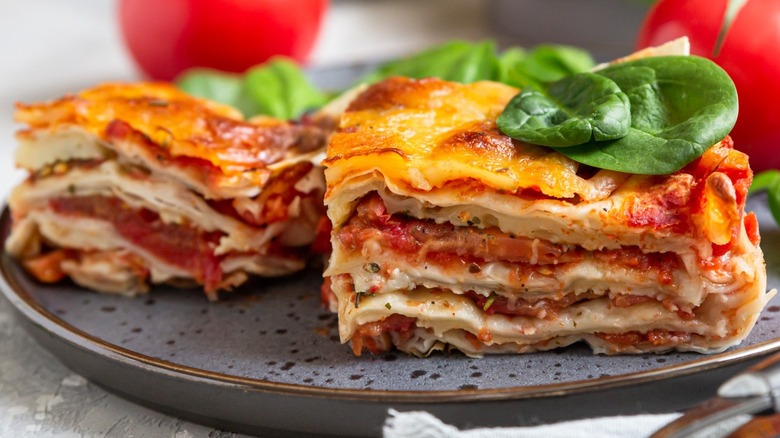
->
[
  {"left": 323, "top": 77, "right": 771, "bottom": 356},
  {"left": 6, "top": 83, "right": 327, "bottom": 300}
]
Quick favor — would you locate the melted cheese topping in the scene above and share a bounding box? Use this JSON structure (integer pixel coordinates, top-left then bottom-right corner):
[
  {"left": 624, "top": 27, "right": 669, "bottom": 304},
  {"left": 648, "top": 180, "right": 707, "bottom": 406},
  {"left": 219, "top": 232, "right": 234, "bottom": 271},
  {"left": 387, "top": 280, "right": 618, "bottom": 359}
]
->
[
  {"left": 15, "top": 82, "right": 326, "bottom": 198},
  {"left": 325, "top": 77, "right": 628, "bottom": 202},
  {"left": 324, "top": 78, "right": 749, "bottom": 254}
]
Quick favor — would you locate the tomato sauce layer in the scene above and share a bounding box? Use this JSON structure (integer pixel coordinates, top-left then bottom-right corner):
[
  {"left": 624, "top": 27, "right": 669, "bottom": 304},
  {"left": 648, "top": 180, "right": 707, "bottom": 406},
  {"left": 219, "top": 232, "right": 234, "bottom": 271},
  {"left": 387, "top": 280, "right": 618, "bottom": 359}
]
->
[
  {"left": 465, "top": 290, "right": 694, "bottom": 320},
  {"left": 338, "top": 194, "right": 682, "bottom": 282},
  {"left": 350, "top": 315, "right": 694, "bottom": 355},
  {"left": 49, "top": 195, "right": 224, "bottom": 291},
  {"left": 351, "top": 314, "right": 417, "bottom": 355}
]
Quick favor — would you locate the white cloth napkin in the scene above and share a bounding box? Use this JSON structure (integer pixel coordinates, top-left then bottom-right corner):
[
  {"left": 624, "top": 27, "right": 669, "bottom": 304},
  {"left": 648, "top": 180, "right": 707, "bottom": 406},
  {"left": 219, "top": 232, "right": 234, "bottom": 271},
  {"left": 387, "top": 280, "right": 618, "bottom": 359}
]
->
[{"left": 383, "top": 410, "right": 752, "bottom": 438}]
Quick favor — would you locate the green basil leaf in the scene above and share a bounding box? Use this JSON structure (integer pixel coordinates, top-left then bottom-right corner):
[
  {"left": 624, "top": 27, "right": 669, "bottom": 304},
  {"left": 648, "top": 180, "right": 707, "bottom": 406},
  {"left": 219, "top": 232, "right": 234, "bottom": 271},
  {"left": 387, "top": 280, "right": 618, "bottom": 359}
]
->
[
  {"left": 361, "top": 41, "right": 472, "bottom": 83},
  {"left": 236, "top": 57, "right": 328, "bottom": 120},
  {"left": 175, "top": 57, "right": 327, "bottom": 120},
  {"left": 767, "top": 175, "right": 780, "bottom": 226},
  {"left": 499, "top": 47, "right": 527, "bottom": 67},
  {"left": 750, "top": 170, "right": 780, "bottom": 194},
  {"left": 361, "top": 40, "right": 593, "bottom": 89},
  {"left": 497, "top": 72, "right": 631, "bottom": 147},
  {"left": 497, "top": 47, "right": 527, "bottom": 83},
  {"left": 501, "top": 45, "right": 595, "bottom": 89},
  {"left": 444, "top": 40, "right": 500, "bottom": 84},
  {"left": 553, "top": 56, "right": 738, "bottom": 174},
  {"left": 175, "top": 69, "right": 244, "bottom": 108},
  {"left": 361, "top": 40, "right": 500, "bottom": 84}
]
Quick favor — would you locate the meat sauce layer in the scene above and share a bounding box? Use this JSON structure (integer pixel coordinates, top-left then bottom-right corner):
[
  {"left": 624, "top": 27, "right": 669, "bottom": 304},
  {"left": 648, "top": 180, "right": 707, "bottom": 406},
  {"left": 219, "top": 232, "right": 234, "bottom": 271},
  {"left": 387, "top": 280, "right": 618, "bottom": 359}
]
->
[
  {"left": 338, "top": 194, "right": 682, "bottom": 283},
  {"left": 49, "top": 195, "right": 224, "bottom": 291},
  {"left": 350, "top": 313, "right": 694, "bottom": 355}
]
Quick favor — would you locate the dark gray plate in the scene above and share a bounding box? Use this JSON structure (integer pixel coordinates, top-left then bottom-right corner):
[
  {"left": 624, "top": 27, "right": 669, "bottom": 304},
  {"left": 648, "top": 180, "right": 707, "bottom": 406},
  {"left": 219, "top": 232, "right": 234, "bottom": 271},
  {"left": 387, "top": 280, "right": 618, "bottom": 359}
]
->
[{"left": 2, "top": 195, "right": 780, "bottom": 437}]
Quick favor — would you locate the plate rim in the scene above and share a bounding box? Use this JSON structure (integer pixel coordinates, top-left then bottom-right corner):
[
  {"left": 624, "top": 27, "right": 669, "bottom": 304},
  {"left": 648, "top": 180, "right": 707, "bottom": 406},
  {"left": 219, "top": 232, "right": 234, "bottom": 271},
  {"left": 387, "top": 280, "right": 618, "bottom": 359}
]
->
[{"left": 2, "top": 208, "right": 780, "bottom": 404}]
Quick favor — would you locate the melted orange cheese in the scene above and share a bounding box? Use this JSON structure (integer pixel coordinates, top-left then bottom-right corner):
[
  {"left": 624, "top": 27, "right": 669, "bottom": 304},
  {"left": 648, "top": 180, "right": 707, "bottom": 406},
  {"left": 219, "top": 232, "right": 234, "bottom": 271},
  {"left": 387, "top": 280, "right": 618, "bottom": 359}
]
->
[
  {"left": 325, "top": 77, "right": 754, "bottom": 250},
  {"left": 325, "top": 77, "right": 627, "bottom": 201},
  {"left": 15, "top": 82, "right": 321, "bottom": 180}
]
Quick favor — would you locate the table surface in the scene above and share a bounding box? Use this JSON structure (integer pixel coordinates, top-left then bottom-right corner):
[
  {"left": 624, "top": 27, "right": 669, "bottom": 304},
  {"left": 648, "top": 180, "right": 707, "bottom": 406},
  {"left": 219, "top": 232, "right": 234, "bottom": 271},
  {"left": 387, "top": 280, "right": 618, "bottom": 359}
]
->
[{"left": 0, "top": 1, "right": 729, "bottom": 437}]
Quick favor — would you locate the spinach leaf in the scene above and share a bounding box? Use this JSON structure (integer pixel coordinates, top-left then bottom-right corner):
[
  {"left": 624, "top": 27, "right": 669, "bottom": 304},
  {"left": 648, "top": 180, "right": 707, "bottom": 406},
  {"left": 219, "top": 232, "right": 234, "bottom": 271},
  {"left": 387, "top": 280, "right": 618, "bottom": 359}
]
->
[
  {"left": 174, "top": 40, "right": 597, "bottom": 122},
  {"left": 767, "top": 174, "right": 780, "bottom": 226},
  {"left": 750, "top": 170, "right": 780, "bottom": 194},
  {"left": 175, "top": 57, "right": 326, "bottom": 120},
  {"left": 553, "top": 56, "right": 738, "bottom": 174},
  {"left": 497, "top": 72, "right": 631, "bottom": 147},
  {"left": 236, "top": 58, "right": 328, "bottom": 119},
  {"left": 362, "top": 41, "right": 593, "bottom": 88},
  {"left": 360, "top": 40, "right": 500, "bottom": 84},
  {"left": 501, "top": 45, "right": 595, "bottom": 89},
  {"left": 497, "top": 47, "right": 527, "bottom": 83},
  {"left": 751, "top": 170, "right": 780, "bottom": 225},
  {"left": 176, "top": 69, "right": 244, "bottom": 109}
]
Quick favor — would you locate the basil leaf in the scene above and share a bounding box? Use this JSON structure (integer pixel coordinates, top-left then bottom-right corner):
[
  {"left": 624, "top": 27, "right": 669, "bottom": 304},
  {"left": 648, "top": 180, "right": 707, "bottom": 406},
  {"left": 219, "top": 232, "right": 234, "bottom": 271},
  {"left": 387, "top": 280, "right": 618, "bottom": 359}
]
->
[
  {"left": 750, "top": 170, "right": 780, "bottom": 194},
  {"left": 497, "top": 72, "right": 631, "bottom": 147},
  {"left": 236, "top": 57, "right": 328, "bottom": 120},
  {"left": 754, "top": 171, "right": 780, "bottom": 228},
  {"left": 497, "top": 47, "right": 527, "bottom": 83},
  {"left": 501, "top": 45, "right": 595, "bottom": 89},
  {"left": 361, "top": 40, "right": 500, "bottom": 84},
  {"left": 176, "top": 69, "right": 244, "bottom": 109},
  {"left": 448, "top": 41, "right": 501, "bottom": 84},
  {"left": 767, "top": 175, "right": 780, "bottom": 226},
  {"left": 361, "top": 40, "right": 593, "bottom": 89},
  {"left": 541, "top": 45, "right": 596, "bottom": 75},
  {"left": 175, "top": 57, "right": 326, "bottom": 120},
  {"left": 554, "top": 56, "right": 738, "bottom": 175}
]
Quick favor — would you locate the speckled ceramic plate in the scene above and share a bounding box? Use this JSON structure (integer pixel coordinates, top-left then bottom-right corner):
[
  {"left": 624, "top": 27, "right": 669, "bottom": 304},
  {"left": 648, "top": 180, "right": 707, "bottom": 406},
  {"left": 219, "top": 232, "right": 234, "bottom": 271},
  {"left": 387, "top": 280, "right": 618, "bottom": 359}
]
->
[{"left": 2, "top": 194, "right": 780, "bottom": 437}]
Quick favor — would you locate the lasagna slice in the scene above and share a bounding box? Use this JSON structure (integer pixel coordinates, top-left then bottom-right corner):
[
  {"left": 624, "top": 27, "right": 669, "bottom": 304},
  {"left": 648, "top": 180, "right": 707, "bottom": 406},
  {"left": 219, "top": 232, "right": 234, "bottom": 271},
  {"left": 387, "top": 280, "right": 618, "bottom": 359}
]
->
[
  {"left": 323, "top": 76, "right": 773, "bottom": 356},
  {"left": 6, "top": 82, "right": 327, "bottom": 300}
]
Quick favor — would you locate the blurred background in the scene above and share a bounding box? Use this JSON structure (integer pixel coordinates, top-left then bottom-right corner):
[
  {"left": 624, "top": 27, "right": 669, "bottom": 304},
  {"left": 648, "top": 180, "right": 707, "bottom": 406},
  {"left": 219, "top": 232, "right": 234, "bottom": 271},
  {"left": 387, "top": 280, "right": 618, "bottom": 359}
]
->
[{"left": 0, "top": 0, "right": 652, "bottom": 191}]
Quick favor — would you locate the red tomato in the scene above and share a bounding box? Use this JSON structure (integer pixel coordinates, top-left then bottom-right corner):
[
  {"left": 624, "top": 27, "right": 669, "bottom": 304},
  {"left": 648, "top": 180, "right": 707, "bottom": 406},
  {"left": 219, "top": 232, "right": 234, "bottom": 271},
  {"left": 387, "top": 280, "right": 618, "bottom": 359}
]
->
[
  {"left": 636, "top": 0, "right": 780, "bottom": 172},
  {"left": 118, "top": 0, "right": 329, "bottom": 81}
]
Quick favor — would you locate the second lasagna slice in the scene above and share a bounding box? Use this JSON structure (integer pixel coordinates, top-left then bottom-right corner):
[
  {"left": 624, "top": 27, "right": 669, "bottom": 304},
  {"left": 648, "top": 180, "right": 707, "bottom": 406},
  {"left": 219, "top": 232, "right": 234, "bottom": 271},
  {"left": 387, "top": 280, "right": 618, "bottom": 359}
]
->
[
  {"left": 323, "top": 77, "right": 771, "bottom": 356},
  {"left": 6, "top": 83, "right": 327, "bottom": 300}
]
